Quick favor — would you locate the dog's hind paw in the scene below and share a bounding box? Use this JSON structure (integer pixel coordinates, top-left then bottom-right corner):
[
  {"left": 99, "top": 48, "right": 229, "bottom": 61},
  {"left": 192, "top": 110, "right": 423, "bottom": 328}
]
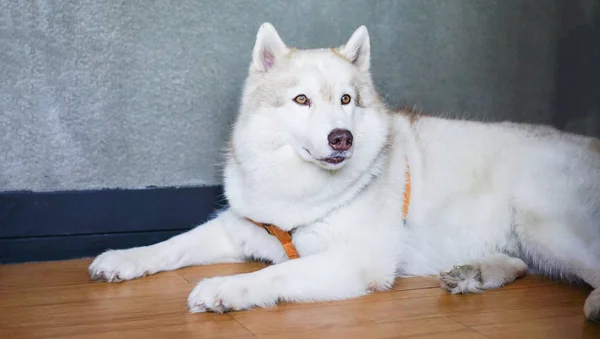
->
[
  {"left": 439, "top": 264, "right": 483, "bottom": 294},
  {"left": 585, "top": 288, "right": 600, "bottom": 323}
]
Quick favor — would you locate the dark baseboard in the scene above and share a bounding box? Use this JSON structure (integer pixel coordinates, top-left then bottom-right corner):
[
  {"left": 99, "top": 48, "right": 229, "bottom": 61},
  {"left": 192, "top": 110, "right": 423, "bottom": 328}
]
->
[
  {"left": 0, "top": 185, "right": 226, "bottom": 264},
  {"left": 0, "top": 230, "right": 187, "bottom": 264}
]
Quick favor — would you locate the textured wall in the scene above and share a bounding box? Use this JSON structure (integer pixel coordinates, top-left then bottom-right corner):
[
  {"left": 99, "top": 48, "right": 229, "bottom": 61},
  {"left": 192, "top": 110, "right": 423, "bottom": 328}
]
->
[{"left": 0, "top": 0, "right": 564, "bottom": 192}]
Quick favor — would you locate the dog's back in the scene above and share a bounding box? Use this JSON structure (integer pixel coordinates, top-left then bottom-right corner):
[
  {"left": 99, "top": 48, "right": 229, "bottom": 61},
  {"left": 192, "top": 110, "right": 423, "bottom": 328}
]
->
[{"left": 398, "top": 113, "right": 600, "bottom": 284}]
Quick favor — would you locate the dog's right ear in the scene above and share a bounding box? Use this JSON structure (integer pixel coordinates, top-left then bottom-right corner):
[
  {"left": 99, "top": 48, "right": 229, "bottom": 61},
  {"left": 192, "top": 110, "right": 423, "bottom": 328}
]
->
[
  {"left": 340, "top": 25, "right": 370, "bottom": 73},
  {"left": 251, "top": 22, "right": 288, "bottom": 72}
]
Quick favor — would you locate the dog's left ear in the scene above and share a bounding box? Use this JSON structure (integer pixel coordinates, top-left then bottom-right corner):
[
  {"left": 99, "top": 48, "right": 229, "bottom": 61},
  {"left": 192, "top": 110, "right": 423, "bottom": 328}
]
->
[
  {"left": 251, "top": 22, "right": 289, "bottom": 72},
  {"left": 340, "top": 26, "right": 371, "bottom": 72}
]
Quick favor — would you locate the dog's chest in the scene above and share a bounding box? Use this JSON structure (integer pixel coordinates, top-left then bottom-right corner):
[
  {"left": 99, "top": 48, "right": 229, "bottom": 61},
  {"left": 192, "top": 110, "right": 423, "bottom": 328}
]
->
[{"left": 291, "top": 202, "right": 406, "bottom": 257}]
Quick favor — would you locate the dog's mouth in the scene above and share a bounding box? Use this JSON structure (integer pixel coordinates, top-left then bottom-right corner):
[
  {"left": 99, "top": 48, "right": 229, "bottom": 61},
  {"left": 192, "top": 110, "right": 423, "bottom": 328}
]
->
[
  {"left": 303, "top": 148, "right": 350, "bottom": 168},
  {"left": 319, "top": 156, "right": 347, "bottom": 164}
]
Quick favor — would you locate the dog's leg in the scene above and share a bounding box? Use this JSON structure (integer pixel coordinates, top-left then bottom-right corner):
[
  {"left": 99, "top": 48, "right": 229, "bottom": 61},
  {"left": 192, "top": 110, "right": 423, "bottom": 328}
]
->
[
  {"left": 187, "top": 247, "right": 394, "bottom": 313},
  {"left": 570, "top": 265, "right": 600, "bottom": 322},
  {"left": 439, "top": 253, "right": 528, "bottom": 294},
  {"left": 89, "top": 209, "right": 289, "bottom": 282},
  {"left": 513, "top": 217, "right": 600, "bottom": 322}
]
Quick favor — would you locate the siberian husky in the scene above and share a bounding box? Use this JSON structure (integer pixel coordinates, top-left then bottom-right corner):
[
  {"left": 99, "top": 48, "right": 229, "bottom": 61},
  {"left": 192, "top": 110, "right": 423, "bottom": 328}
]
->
[{"left": 89, "top": 23, "right": 600, "bottom": 321}]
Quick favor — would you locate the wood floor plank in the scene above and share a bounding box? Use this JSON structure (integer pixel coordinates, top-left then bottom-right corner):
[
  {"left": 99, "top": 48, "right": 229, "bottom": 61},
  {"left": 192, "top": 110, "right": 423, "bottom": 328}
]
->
[
  {"left": 391, "top": 276, "right": 440, "bottom": 291},
  {"left": 175, "top": 262, "right": 269, "bottom": 283},
  {"left": 1, "top": 259, "right": 599, "bottom": 338},
  {"left": 0, "top": 258, "right": 95, "bottom": 289},
  {"left": 465, "top": 315, "right": 598, "bottom": 339},
  {"left": 0, "top": 271, "right": 188, "bottom": 309},
  {"left": 230, "top": 281, "right": 592, "bottom": 335},
  {"left": 0, "top": 272, "right": 252, "bottom": 338},
  {"left": 3, "top": 310, "right": 253, "bottom": 339},
  {"left": 255, "top": 316, "right": 486, "bottom": 339},
  {"left": 450, "top": 306, "right": 600, "bottom": 338}
]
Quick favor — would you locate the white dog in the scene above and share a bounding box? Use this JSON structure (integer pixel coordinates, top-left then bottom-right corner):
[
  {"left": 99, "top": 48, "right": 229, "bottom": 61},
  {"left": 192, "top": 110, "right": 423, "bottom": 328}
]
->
[{"left": 89, "top": 23, "right": 600, "bottom": 321}]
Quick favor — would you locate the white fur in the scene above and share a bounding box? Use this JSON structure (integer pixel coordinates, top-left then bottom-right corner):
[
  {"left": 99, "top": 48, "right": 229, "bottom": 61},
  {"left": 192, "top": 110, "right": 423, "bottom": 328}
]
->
[{"left": 89, "top": 23, "right": 600, "bottom": 321}]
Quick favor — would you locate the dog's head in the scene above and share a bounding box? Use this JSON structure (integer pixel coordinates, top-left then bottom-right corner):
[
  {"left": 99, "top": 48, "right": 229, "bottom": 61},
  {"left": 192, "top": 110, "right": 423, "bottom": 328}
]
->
[
  {"left": 232, "top": 23, "right": 388, "bottom": 172},
  {"left": 225, "top": 23, "right": 391, "bottom": 226}
]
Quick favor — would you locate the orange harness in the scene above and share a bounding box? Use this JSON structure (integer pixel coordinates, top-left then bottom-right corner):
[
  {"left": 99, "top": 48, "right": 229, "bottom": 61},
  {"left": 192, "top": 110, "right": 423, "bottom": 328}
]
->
[
  {"left": 247, "top": 160, "right": 411, "bottom": 260},
  {"left": 246, "top": 219, "right": 301, "bottom": 259}
]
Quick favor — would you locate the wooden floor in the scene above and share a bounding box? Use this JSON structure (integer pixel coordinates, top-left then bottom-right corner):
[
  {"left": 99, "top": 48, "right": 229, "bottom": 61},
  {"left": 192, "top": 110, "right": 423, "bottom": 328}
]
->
[{"left": 1, "top": 259, "right": 599, "bottom": 338}]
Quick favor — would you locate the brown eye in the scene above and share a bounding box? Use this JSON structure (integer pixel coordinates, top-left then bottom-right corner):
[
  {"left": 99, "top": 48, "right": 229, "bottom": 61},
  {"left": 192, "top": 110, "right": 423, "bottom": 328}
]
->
[
  {"left": 294, "top": 94, "right": 308, "bottom": 105},
  {"left": 341, "top": 94, "right": 352, "bottom": 105}
]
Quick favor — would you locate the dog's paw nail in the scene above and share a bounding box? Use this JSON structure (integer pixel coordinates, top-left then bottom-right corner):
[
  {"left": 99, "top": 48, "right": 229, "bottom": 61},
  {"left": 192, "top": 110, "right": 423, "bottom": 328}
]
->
[
  {"left": 189, "top": 302, "right": 208, "bottom": 313},
  {"left": 91, "top": 272, "right": 107, "bottom": 281}
]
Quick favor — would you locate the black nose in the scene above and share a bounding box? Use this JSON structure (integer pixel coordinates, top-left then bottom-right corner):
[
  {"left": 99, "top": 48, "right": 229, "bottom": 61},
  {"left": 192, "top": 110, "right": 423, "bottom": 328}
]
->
[{"left": 327, "top": 129, "right": 353, "bottom": 151}]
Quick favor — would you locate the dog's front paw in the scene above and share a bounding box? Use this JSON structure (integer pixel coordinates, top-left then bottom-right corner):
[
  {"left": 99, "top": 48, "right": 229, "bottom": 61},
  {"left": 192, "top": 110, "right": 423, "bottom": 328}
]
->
[
  {"left": 88, "top": 249, "right": 151, "bottom": 282},
  {"left": 187, "top": 275, "right": 275, "bottom": 314},
  {"left": 439, "top": 264, "right": 483, "bottom": 294}
]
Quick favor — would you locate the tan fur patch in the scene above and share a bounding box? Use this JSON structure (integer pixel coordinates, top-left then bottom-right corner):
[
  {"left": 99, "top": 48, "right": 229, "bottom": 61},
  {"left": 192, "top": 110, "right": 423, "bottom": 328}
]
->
[
  {"left": 349, "top": 80, "right": 367, "bottom": 108},
  {"left": 355, "top": 92, "right": 364, "bottom": 108},
  {"left": 394, "top": 106, "right": 424, "bottom": 126},
  {"left": 227, "top": 137, "right": 241, "bottom": 165},
  {"left": 320, "top": 84, "right": 334, "bottom": 102},
  {"left": 272, "top": 97, "right": 285, "bottom": 107},
  {"left": 517, "top": 210, "right": 544, "bottom": 230},
  {"left": 330, "top": 48, "right": 352, "bottom": 63},
  {"left": 285, "top": 47, "right": 297, "bottom": 58},
  {"left": 589, "top": 138, "right": 600, "bottom": 155}
]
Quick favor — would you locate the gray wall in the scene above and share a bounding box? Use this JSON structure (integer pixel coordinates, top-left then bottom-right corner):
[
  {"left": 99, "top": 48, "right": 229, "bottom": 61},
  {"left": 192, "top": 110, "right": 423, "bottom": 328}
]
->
[{"left": 0, "top": 0, "right": 595, "bottom": 192}]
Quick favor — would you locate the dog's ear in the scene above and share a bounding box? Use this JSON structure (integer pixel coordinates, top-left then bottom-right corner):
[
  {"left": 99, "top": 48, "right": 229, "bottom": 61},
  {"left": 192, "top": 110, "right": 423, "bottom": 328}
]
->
[
  {"left": 251, "top": 22, "right": 288, "bottom": 72},
  {"left": 340, "top": 26, "right": 371, "bottom": 72}
]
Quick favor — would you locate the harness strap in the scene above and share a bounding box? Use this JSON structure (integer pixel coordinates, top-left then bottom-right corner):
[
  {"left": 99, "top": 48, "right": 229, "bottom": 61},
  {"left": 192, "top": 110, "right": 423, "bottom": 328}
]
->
[{"left": 246, "top": 218, "right": 300, "bottom": 259}]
